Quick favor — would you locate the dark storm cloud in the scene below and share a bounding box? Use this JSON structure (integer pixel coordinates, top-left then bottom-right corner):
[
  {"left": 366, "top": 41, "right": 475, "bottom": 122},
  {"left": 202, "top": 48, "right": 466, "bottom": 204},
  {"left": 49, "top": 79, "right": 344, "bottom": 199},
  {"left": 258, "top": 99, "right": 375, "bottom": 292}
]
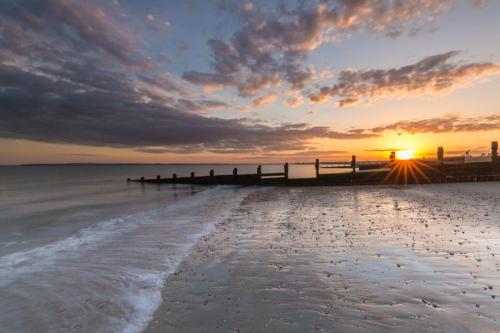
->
[
  {"left": 0, "top": 63, "right": 375, "bottom": 152},
  {"left": 184, "top": 0, "right": 462, "bottom": 96},
  {"left": 309, "top": 51, "right": 499, "bottom": 106}
]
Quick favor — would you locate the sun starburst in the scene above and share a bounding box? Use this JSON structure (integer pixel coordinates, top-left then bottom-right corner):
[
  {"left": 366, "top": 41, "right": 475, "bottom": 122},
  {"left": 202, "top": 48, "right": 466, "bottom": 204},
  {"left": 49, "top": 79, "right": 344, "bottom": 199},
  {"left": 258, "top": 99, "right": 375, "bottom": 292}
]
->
[{"left": 396, "top": 149, "right": 415, "bottom": 160}]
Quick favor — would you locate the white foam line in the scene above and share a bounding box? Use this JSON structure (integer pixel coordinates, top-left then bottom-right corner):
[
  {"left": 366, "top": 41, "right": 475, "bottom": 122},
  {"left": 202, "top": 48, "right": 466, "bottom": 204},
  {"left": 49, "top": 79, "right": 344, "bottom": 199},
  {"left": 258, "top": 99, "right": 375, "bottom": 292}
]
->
[
  {"left": 121, "top": 228, "right": 215, "bottom": 333},
  {"left": 0, "top": 186, "right": 233, "bottom": 287},
  {"left": 116, "top": 187, "right": 252, "bottom": 333}
]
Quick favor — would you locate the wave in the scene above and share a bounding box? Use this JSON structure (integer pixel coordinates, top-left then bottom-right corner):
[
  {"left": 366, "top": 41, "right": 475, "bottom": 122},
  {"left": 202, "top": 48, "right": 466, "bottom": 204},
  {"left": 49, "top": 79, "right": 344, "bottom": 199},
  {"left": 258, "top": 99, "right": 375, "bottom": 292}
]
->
[{"left": 0, "top": 185, "right": 251, "bottom": 333}]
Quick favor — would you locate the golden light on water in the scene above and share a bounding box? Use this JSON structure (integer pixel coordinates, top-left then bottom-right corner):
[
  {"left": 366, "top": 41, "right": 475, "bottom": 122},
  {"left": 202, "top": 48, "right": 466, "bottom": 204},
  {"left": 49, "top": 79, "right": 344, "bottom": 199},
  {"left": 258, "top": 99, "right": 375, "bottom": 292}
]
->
[{"left": 396, "top": 149, "right": 415, "bottom": 160}]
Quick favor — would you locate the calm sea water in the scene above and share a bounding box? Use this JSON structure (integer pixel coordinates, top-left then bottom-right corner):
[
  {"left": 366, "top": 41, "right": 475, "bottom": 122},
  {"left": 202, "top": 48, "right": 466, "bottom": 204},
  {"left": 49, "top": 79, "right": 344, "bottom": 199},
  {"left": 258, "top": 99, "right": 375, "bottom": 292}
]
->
[{"left": 0, "top": 164, "right": 344, "bottom": 332}]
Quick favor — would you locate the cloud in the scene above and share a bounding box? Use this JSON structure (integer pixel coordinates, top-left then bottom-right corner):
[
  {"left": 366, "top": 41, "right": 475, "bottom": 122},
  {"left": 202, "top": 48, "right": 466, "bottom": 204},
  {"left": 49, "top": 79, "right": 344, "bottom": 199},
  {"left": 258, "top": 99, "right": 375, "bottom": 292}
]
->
[
  {"left": 260, "top": 150, "right": 349, "bottom": 157},
  {"left": 309, "top": 51, "right": 500, "bottom": 106},
  {"left": 242, "top": 2, "right": 253, "bottom": 11},
  {"left": 1, "top": 1, "right": 495, "bottom": 157},
  {"left": 319, "top": 70, "right": 336, "bottom": 80},
  {"left": 0, "top": 0, "right": 375, "bottom": 153},
  {"left": 135, "top": 148, "right": 171, "bottom": 154},
  {"left": 338, "top": 97, "right": 358, "bottom": 107},
  {"left": 286, "top": 95, "right": 304, "bottom": 107},
  {"left": 184, "top": 0, "right": 464, "bottom": 96},
  {"left": 0, "top": 62, "right": 376, "bottom": 154},
  {"left": 175, "top": 98, "right": 232, "bottom": 113},
  {"left": 182, "top": 71, "right": 238, "bottom": 92},
  {"left": 354, "top": 114, "right": 500, "bottom": 135},
  {"left": 472, "top": 0, "right": 487, "bottom": 8},
  {"left": 252, "top": 92, "right": 279, "bottom": 107},
  {"left": 0, "top": 0, "right": 139, "bottom": 64},
  {"left": 364, "top": 148, "right": 406, "bottom": 152}
]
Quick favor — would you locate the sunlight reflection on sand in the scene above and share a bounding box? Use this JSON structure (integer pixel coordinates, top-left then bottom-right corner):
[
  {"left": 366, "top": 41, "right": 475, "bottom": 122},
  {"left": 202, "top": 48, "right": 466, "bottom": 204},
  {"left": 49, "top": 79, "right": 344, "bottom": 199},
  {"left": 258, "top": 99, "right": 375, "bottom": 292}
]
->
[{"left": 147, "top": 183, "right": 500, "bottom": 333}]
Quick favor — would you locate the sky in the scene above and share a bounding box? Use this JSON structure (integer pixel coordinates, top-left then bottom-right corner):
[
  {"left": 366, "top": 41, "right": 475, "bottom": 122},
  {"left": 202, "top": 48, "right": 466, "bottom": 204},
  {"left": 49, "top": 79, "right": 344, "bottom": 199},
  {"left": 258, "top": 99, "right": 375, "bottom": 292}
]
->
[{"left": 1, "top": 0, "right": 500, "bottom": 164}]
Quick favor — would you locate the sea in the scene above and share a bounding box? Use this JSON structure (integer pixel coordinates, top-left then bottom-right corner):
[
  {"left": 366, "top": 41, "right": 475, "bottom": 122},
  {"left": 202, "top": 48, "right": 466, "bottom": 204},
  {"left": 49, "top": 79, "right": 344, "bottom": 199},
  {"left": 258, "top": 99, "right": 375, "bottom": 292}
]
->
[{"left": 0, "top": 164, "right": 336, "bottom": 332}]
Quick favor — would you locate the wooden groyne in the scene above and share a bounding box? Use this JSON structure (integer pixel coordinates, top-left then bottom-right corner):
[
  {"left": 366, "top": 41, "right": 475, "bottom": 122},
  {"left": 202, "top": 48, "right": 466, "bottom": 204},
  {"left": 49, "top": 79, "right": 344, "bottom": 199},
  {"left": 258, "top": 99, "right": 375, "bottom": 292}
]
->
[
  {"left": 128, "top": 165, "right": 500, "bottom": 187},
  {"left": 128, "top": 142, "right": 500, "bottom": 187},
  {"left": 129, "top": 164, "right": 289, "bottom": 186}
]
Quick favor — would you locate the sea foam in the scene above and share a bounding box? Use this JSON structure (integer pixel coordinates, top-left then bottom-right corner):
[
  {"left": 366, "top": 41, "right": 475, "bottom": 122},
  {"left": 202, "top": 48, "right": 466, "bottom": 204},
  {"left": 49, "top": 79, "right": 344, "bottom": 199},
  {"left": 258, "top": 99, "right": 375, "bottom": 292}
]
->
[{"left": 0, "top": 186, "right": 251, "bottom": 333}]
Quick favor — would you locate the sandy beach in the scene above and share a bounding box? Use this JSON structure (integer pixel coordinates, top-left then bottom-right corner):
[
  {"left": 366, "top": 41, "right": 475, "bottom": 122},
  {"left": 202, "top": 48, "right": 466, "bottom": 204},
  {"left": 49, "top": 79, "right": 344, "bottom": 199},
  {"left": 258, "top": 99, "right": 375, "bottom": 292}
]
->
[{"left": 146, "top": 183, "right": 500, "bottom": 333}]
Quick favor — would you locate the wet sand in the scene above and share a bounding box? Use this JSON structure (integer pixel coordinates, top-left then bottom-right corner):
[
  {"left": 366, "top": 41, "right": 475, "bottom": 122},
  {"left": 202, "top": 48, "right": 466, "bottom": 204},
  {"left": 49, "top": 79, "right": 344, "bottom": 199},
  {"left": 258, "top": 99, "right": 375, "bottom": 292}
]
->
[{"left": 146, "top": 183, "right": 500, "bottom": 333}]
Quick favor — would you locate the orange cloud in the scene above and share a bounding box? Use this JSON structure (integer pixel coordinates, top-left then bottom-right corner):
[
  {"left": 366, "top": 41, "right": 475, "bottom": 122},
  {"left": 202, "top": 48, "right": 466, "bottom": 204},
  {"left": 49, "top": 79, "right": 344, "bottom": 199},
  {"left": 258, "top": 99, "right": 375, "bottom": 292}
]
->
[
  {"left": 252, "top": 92, "right": 279, "bottom": 107},
  {"left": 354, "top": 114, "right": 500, "bottom": 135},
  {"left": 310, "top": 51, "right": 500, "bottom": 106}
]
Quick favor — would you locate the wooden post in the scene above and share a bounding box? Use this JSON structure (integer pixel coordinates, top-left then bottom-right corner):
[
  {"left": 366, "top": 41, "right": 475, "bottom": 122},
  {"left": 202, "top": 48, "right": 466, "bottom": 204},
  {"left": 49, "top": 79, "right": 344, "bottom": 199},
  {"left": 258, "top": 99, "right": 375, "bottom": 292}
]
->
[
  {"left": 315, "top": 159, "right": 320, "bottom": 179},
  {"left": 284, "top": 162, "right": 289, "bottom": 179},
  {"left": 233, "top": 168, "right": 238, "bottom": 177},
  {"left": 389, "top": 151, "right": 396, "bottom": 163},
  {"left": 437, "top": 146, "right": 444, "bottom": 161},
  {"left": 140, "top": 176, "right": 145, "bottom": 182},
  {"left": 257, "top": 165, "right": 262, "bottom": 179},
  {"left": 172, "top": 173, "right": 177, "bottom": 183},
  {"left": 209, "top": 169, "right": 214, "bottom": 177},
  {"left": 492, "top": 141, "right": 498, "bottom": 164},
  {"left": 156, "top": 175, "right": 161, "bottom": 180},
  {"left": 351, "top": 155, "right": 356, "bottom": 174},
  {"left": 191, "top": 172, "right": 195, "bottom": 178}
]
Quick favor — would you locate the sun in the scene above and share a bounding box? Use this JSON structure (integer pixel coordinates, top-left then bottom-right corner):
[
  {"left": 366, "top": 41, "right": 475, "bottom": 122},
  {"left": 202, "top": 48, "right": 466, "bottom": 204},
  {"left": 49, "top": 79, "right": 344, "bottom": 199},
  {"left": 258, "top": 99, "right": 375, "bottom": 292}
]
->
[{"left": 396, "top": 149, "right": 415, "bottom": 160}]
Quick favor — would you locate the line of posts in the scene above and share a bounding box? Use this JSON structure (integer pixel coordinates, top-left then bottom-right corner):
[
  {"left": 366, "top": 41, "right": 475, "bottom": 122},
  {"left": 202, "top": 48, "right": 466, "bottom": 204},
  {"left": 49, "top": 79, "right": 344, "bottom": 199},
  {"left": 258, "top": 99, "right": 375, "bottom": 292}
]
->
[
  {"left": 156, "top": 163, "right": 290, "bottom": 182},
  {"left": 315, "top": 156, "right": 357, "bottom": 179},
  {"left": 132, "top": 159, "right": 355, "bottom": 182},
  {"left": 131, "top": 142, "right": 500, "bottom": 184}
]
